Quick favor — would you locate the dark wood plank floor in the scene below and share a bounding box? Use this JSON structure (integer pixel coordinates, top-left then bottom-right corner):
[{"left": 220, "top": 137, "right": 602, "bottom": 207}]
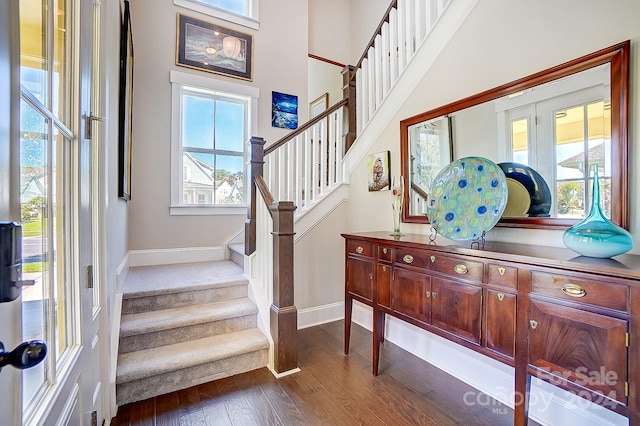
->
[{"left": 112, "top": 320, "right": 538, "bottom": 425}]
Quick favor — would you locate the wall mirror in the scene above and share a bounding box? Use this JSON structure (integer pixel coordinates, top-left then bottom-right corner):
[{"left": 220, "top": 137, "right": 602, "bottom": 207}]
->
[{"left": 400, "top": 41, "right": 629, "bottom": 230}]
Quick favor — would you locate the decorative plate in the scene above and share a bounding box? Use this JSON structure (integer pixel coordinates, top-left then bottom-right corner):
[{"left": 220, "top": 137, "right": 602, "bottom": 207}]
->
[
  {"left": 503, "top": 178, "right": 531, "bottom": 217},
  {"left": 498, "top": 162, "right": 551, "bottom": 217},
  {"left": 426, "top": 157, "right": 508, "bottom": 241}
]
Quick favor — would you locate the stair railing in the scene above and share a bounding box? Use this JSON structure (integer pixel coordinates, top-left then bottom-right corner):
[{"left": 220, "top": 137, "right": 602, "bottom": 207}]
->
[
  {"left": 351, "top": 0, "right": 451, "bottom": 134},
  {"left": 245, "top": 0, "right": 455, "bottom": 375}
]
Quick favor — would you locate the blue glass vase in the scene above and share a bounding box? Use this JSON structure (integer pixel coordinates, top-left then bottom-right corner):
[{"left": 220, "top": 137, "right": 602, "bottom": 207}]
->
[{"left": 562, "top": 165, "right": 633, "bottom": 258}]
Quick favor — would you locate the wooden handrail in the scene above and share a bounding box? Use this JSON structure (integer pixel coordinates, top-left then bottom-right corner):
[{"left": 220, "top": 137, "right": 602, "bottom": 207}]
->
[
  {"left": 254, "top": 175, "right": 274, "bottom": 207},
  {"left": 265, "top": 98, "right": 348, "bottom": 156},
  {"left": 411, "top": 181, "right": 429, "bottom": 200}
]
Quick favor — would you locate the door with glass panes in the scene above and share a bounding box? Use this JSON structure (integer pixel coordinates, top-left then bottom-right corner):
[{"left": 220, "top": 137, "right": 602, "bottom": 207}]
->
[{"left": 0, "top": 0, "right": 103, "bottom": 423}]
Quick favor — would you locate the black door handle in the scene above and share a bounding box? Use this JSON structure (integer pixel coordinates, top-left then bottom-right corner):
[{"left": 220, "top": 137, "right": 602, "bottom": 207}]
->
[{"left": 0, "top": 340, "right": 47, "bottom": 372}]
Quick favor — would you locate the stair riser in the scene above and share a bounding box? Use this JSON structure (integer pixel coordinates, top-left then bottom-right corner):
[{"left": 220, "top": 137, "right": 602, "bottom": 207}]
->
[
  {"left": 116, "top": 349, "right": 268, "bottom": 406},
  {"left": 230, "top": 249, "right": 243, "bottom": 267},
  {"left": 122, "top": 285, "right": 248, "bottom": 314},
  {"left": 119, "top": 314, "right": 258, "bottom": 354}
]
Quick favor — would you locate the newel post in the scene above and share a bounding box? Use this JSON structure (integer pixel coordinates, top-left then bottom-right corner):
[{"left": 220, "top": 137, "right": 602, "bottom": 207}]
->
[
  {"left": 269, "top": 201, "right": 298, "bottom": 373},
  {"left": 342, "top": 65, "right": 357, "bottom": 152},
  {"left": 245, "top": 136, "right": 265, "bottom": 255}
]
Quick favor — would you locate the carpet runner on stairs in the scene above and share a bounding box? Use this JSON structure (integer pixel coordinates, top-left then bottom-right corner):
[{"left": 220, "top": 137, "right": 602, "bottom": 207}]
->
[{"left": 116, "top": 260, "right": 269, "bottom": 406}]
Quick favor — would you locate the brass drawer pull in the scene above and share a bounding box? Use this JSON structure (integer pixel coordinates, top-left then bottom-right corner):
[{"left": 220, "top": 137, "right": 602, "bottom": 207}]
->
[
  {"left": 430, "top": 256, "right": 435, "bottom": 262},
  {"left": 454, "top": 264, "right": 468, "bottom": 274},
  {"left": 368, "top": 273, "right": 373, "bottom": 280},
  {"left": 383, "top": 248, "right": 388, "bottom": 254},
  {"left": 530, "top": 320, "right": 538, "bottom": 330},
  {"left": 497, "top": 293, "right": 504, "bottom": 301},
  {"left": 382, "top": 265, "right": 387, "bottom": 271},
  {"left": 498, "top": 267, "right": 506, "bottom": 276},
  {"left": 425, "top": 291, "right": 431, "bottom": 298},
  {"left": 562, "top": 284, "right": 586, "bottom": 298},
  {"left": 356, "top": 246, "right": 364, "bottom": 254},
  {"left": 432, "top": 292, "right": 437, "bottom": 299},
  {"left": 403, "top": 254, "right": 414, "bottom": 264}
]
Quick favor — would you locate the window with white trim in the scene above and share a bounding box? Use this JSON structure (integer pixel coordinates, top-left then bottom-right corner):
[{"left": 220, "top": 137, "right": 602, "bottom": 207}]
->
[
  {"left": 174, "top": 0, "right": 259, "bottom": 30},
  {"left": 170, "top": 71, "right": 259, "bottom": 215}
]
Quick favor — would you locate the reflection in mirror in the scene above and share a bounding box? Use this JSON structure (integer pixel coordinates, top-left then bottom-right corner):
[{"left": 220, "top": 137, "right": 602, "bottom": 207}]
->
[
  {"left": 407, "top": 116, "right": 453, "bottom": 214},
  {"left": 400, "top": 41, "right": 629, "bottom": 230}
]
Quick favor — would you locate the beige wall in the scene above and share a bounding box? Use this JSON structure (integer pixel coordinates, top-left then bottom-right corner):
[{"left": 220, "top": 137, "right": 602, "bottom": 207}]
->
[
  {"left": 308, "top": 0, "right": 388, "bottom": 65},
  {"left": 346, "top": 0, "right": 640, "bottom": 254},
  {"left": 127, "top": 0, "right": 308, "bottom": 250}
]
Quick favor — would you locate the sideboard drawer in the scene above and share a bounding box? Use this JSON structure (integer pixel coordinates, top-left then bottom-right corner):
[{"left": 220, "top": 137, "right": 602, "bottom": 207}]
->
[
  {"left": 348, "top": 240, "right": 373, "bottom": 258},
  {"left": 487, "top": 263, "right": 518, "bottom": 289},
  {"left": 378, "top": 246, "right": 393, "bottom": 262},
  {"left": 394, "top": 247, "right": 433, "bottom": 270},
  {"left": 531, "top": 271, "right": 628, "bottom": 312},
  {"left": 429, "top": 254, "right": 483, "bottom": 282}
]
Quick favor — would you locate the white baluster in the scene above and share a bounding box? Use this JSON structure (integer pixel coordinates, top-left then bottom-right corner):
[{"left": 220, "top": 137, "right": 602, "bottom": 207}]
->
[{"left": 389, "top": 8, "right": 399, "bottom": 84}]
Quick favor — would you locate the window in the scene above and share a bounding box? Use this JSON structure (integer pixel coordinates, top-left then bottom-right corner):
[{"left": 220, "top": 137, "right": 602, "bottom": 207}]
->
[
  {"left": 498, "top": 76, "right": 610, "bottom": 219},
  {"left": 19, "top": 0, "right": 75, "bottom": 416},
  {"left": 174, "top": 0, "right": 259, "bottom": 30},
  {"left": 170, "top": 71, "right": 259, "bottom": 215}
]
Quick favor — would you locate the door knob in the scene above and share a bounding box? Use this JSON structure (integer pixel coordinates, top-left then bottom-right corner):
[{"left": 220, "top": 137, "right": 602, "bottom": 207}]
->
[{"left": 0, "top": 340, "right": 47, "bottom": 372}]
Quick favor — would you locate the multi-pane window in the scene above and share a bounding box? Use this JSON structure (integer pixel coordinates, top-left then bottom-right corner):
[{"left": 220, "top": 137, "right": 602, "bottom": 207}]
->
[
  {"left": 170, "top": 72, "right": 258, "bottom": 214},
  {"left": 181, "top": 88, "right": 246, "bottom": 205},
  {"left": 19, "top": 0, "right": 75, "bottom": 415}
]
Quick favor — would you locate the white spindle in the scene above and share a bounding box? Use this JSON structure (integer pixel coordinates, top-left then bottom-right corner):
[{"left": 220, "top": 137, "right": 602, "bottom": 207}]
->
[
  {"left": 415, "top": 0, "right": 426, "bottom": 43},
  {"left": 319, "top": 120, "right": 327, "bottom": 195},
  {"left": 328, "top": 114, "right": 336, "bottom": 187},
  {"left": 303, "top": 132, "right": 313, "bottom": 209},
  {"left": 295, "top": 134, "right": 303, "bottom": 209},
  {"left": 356, "top": 69, "right": 364, "bottom": 134},
  {"left": 277, "top": 144, "right": 285, "bottom": 200},
  {"left": 389, "top": 8, "right": 399, "bottom": 84},
  {"left": 366, "top": 47, "right": 376, "bottom": 118},
  {"left": 405, "top": 0, "right": 416, "bottom": 58},
  {"left": 374, "top": 34, "right": 383, "bottom": 108},
  {"left": 381, "top": 22, "right": 390, "bottom": 96},
  {"left": 397, "top": 0, "right": 407, "bottom": 69}
]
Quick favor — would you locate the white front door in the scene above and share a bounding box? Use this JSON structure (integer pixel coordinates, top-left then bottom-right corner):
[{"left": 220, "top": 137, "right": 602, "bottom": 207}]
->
[{"left": 0, "top": 0, "right": 104, "bottom": 423}]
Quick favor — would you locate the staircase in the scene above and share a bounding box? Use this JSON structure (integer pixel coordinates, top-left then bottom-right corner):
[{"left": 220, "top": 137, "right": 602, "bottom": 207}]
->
[{"left": 115, "top": 259, "right": 269, "bottom": 406}]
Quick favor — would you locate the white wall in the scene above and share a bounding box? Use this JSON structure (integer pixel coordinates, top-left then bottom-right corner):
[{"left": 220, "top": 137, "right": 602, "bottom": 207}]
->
[
  {"left": 127, "top": 0, "right": 308, "bottom": 250},
  {"left": 348, "top": 0, "right": 640, "bottom": 253}
]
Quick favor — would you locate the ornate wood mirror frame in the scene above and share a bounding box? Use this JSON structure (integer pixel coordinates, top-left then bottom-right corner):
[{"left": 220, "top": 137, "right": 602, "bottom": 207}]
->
[{"left": 400, "top": 40, "right": 630, "bottom": 230}]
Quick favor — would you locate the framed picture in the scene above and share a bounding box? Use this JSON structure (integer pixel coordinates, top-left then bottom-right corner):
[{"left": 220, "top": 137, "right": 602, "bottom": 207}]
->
[
  {"left": 310, "top": 92, "right": 328, "bottom": 118},
  {"left": 272, "top": 91, "right": 298, "bottom": 129},
  {"left": 176, "top": 14, "right": 253, "bottom": 81},
  {"left": 368, "top": 151, "right": 390, "bottom": 191},
  {"left": 118, "top": 0, "right": 134, "bottom": 201}
]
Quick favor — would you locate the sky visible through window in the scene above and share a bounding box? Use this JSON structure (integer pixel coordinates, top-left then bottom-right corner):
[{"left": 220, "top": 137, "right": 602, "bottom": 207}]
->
[
  {"left": 182, "top": 93, "right": 245, "bottom": 174},
  {"left": 197, "top": 0, "right": 246, "bottom": 15}
]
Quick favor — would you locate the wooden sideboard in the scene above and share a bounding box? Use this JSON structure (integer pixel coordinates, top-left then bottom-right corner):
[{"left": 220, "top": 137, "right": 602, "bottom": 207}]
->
[{"left": 342, "top": 232, "right": 640, "bottom": 426}]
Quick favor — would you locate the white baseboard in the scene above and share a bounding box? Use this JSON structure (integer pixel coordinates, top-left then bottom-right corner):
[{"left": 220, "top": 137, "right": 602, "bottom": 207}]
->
[
  {"left": 128, "top": 246, "right": 225, "bottom": 267},
  {"left": 298, "top": 301, "right": 344, "bottom": 329},
  {"left": 350, "top": 302, "right": 626, "bottom": 426}
]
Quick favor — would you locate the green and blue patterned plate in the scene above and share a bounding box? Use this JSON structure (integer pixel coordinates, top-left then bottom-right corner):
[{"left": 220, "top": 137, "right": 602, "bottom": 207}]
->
[{"left": 426, "top": 157, "right": 508, "bottom": 241}]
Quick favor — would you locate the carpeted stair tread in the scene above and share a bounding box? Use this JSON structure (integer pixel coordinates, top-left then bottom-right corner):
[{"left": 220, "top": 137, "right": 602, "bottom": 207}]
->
[
  {"left": 119, "top": 298, "right": 258, "bottom": 337},
  {"left": 116, "top": 328, "right": 269, "bottom": 384},
  {"left": 123, "top": 260, "right": 246, "bottom": 298}
]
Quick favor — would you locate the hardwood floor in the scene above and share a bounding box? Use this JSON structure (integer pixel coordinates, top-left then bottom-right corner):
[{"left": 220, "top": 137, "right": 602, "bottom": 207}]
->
[{"left": 112, "top": 320, "right": 537, "bottom": 425}]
